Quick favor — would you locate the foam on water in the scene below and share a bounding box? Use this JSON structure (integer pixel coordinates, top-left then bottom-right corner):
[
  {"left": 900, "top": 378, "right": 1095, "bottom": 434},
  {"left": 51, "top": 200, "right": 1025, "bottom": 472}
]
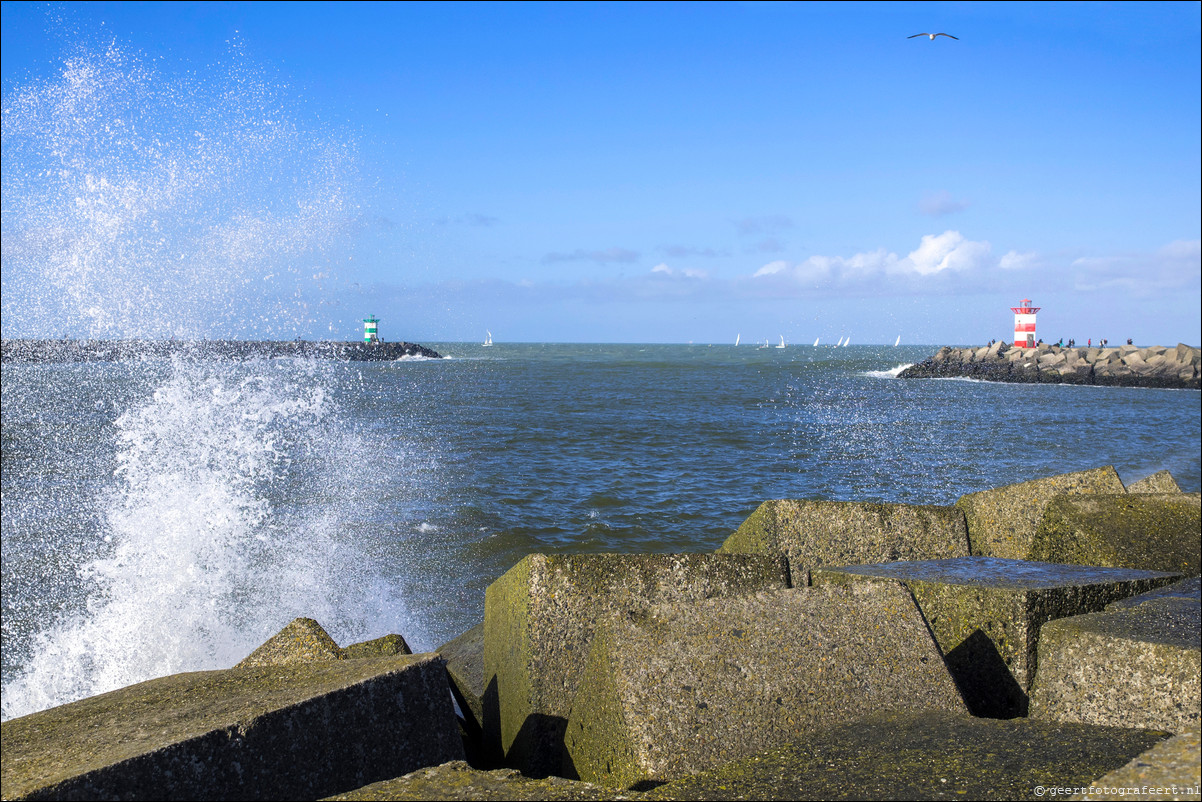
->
[{"left": 0, "top": 38, "right": 410, "bottom": 720}]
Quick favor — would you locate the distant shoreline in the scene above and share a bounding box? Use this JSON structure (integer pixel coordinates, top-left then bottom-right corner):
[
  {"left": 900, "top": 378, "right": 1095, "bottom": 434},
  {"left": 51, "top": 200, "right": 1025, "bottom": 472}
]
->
[{"left": 0, "top": 339, "right": 443, "bottom": 363}]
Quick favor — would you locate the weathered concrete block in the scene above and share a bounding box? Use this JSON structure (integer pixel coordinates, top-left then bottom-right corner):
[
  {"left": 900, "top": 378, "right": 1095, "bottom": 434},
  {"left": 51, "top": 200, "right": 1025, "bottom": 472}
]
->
[
  {"left": 1108, "top": 577, "right": 1200, "bottom": 609},
  {"left": 719, "top": 499, "right": 969, "bottom": 585},
  {"left": 437, "top": 623, "right": 488, "bottom": 765},
  {"left": 563, "top": 583, "right": 964, "bottom": 788},
  {"left": 813, "top": 558, "right": 1181, "bottom": 717},
  {"left": 236, "top": 616, "right": 344, "bottom": 667},
  {"left": 483, "top": 553, "right": 788, "bottom": 777},
  {"left": 1127, "top": 470, "right": 1185, "bottom": 495},
  {"left": 342, "top": 633, "right": 413, "bottom": 659},
  {"left": 956, "top": 466, "right": 1127, "bottom": 560},
  {"left": 1031, "top": 493, "right": 1201, "bottom": 576},
  {"left": 1030, "top": 594, "right": 1201, "bottom": 733},
  {"left": 0, "top": 655, "right": 464, "bottom": 801},
  {"left": 1073, "top": 724, "right": 1200, "bottom": 800},
  {"left": 325, "top": 760, "right": 646, "bottom": 801},
  {"left": 641, "top": 711, "right": 1169, "bottom": 802}
]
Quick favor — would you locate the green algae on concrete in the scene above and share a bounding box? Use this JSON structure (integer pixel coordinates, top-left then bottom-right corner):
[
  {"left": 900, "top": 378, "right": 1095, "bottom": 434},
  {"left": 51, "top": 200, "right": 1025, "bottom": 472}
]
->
[
  {"left": 640, "top": 711, "right": 1169, "bottom": 801},
  {"left": 1108, "top": 577, "right": 1201, "bottom": 609},
  {"left": 482, "top": 553, "right": 788, "bottom": 778},
  {"left": 813, "top": 558, "right": 1182, "bottom": 718},
  {"left": 718, "top": 499, "right": 969, "bottom": 586},
  {"left": 1127, "top": 470, "right": 1185, "bottom": 495},
  {"left": 1030, "top": 596, "right": 1201, "bottom": 734},
  {"left": 323, "top": 760, "right": 648, "bottom": 801},
  {"left": 0, "top": 654, "right": 464, "bottom": 801},
  {"left": 956, "top": 466, "right": 1126, "bottom": 561},
  {"left": 1073, "top": 724, "right": 1201, "bottom": 800},
  {"left": 236, "top": 616, "right": 344, "bottom": 667},
  {"left": 437, "top": 623, "right": 489, "bottom": 766},
  {"left": 564, "top": 583, "right": 965, "bottom": 789},
  {"left": 342, "top": 633, "right": 413, "bottom": 659},
  {"left": 1031, "top": 493, "right": 1201, "bottom": 576}
]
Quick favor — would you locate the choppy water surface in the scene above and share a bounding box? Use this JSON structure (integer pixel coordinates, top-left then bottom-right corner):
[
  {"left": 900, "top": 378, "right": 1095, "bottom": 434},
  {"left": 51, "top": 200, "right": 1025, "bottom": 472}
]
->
[{"left": 2, "top": 343, "right": 1198, "bottom": 720}]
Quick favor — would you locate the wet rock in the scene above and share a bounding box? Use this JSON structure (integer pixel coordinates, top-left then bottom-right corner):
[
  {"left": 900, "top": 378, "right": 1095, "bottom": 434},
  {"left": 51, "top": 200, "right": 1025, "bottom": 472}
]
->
[
  {"left": 641, "top": 711, "right": 1168, "bottom": 802},
  {"left": 563, "top": 584, "right": 964, "bottom": 789},
  {"left": 237, "top": 617, "right": 345, "bottom": 668},
  {"left": 324, "top": 760, "right": 646, "bottom": 801},
  {"left": 1107, "top": 577, "right": 1201, "bottom": 609},
  {"left": 1127, "top": 470, "right": 1185, "bottom": 495},
  {"left": 956, "top": 466, "right": 1127, "bottom": 561},
  {"left": 1074, "top": 725, "right": 1201, "bottom": 800},
  {"left": 437, "top": 623, "right": 487, "bottom": 763},
  {"left": 1031, "top": 493, "right": 1201, "bottom": 576},
  {"left": 718, "top": 499, "right": 969, "bottom": 586},
  {"left": 0, "top": 655, "right": 464, "bottom": 801},
  {"left": 1030, "top": 595, "right": 1201, "bottom": 733},
  {"left": 482, "top": 553, "right": 788, "bottom": 777},
  {"left": 813, "top": 557, "right": 1181, "bottom": 717}
]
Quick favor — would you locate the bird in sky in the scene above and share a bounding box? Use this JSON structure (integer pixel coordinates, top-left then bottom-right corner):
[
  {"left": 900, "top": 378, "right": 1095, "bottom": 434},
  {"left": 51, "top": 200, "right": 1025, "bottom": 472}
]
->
[{"left": 908, "top": 32, "right": 958, "bottom": 40}]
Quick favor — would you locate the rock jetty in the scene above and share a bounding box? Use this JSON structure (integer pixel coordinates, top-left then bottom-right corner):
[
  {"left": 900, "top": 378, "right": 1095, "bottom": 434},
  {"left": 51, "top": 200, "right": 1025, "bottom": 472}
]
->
[
  {"left": 900, "top": 342, "right": 1200, "bottom": 389},
  {"left": 0, "top": 338, "right": 442, "bottom": 363},
  {"left": 2, "top": 467, "right": 1199, "bottom": 801}
]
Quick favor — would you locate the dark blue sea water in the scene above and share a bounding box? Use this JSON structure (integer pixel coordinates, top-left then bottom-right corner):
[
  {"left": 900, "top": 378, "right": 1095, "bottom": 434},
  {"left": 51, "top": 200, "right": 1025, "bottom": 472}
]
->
[{"left": 2, "top": 342, "right": 1199, "bottom": 720}]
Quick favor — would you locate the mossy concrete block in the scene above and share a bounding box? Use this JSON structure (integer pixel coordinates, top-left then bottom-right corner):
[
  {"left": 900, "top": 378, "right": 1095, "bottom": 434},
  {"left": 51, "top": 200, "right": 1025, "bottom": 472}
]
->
[
  {"left": 0, "top": 654, "right": 465, "bottom": 801},
  {"left": 1108, "top": 577, "right": 1201, "bottom": 610},
  {"left": 718, "top": 499, "right": 970, "bottom": 585},
  {"left": 1031, "top": 493, "right": 1201, "bottom": 576},
  {"left": 563, "top": 583, "right": 964, "bottom": 789},
  {"left": 343, "top": 634, "right": 413, "bottom": 659},
  {"left": 956, "top": 466, "right": 1126, "bottom": 560},
  {"left": 437, "top": 622, "right": 488, "bottom": 766},
  {"left": 482, "top": 553, "right": 788, "bottom": 777},
  {"left": 813, "top": 558, "right": 1181, "bottom": 717},
  {"left": 237, "top": 616, "right": 344, "bottom": 667},
  {"left": 1030, "top": 596, "right": 1201, "bottom": 734},
  {"left": 1127, "top": 470, "right": 1185, "bottom": 495},
  {"left": 640, "top": 711, "right": 1169, "bottom": 801},
  {"left": 1073, "top": 724, "right": 1200, "bottom": 800},
  {"left": 324, "top": 760, "right": 647, "bottom": 801}
]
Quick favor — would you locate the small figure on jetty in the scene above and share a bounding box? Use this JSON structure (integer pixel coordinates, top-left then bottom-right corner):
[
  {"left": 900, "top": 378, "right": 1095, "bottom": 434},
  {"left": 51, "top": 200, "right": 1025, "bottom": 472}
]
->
[{"left": 908, "top": 32, "right": 958, "bottom": 40}]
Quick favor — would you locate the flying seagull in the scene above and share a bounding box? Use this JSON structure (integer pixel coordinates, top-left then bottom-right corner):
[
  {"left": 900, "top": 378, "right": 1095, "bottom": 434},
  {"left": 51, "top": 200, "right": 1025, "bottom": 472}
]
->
[{"left": 909, "top": 32, "right": 958, "bottom": 40}]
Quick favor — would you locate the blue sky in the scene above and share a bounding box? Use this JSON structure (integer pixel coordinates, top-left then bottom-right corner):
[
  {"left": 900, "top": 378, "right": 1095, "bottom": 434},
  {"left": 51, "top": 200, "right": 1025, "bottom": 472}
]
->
[{"left": 3, "top": 1, "right": 1199, "bottom": 344}]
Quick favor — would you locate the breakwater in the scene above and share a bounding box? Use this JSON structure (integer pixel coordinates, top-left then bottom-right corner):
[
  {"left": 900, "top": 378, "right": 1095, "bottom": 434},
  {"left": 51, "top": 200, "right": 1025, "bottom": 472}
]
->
[
  {"left": 0, "top": 339, "right": 442, "bottom": 363},
  {"left": 2, "top": 466, "right": 1198, "bottom": 800},
  {"left": 900, "top": 342, "right": 1200, "bottom": 390}
]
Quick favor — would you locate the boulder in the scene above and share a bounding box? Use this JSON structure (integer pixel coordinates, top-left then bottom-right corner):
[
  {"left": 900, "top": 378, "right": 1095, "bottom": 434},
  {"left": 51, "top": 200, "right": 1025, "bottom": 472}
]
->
[
  {"left": 563, "top": 584, "right": 964, "bottom": 788},
  {"left": 956, "top": 466, "right": 1127, "bottom": 561},
  {"left": 1030, "top": 594, "right": 1201, "bottom": 733},
  {"left": 718, "top": 499, "right": 969, "bottom": 586},
  {"left": 1030, "top": 493, "right": 1201, "bottom": 576},
  {"left": 641, "top": 712, "right": 1169, "bottom": 802},
  {"left": 342, "top": 634, "right": 412, "bottom": 659},
  {"left": 237, "top": 617, "right": 344, "bottom": 667},
  {"left": 1074, "top": 725, "right": 1200, "bottom": 800},
  {"left": 482, "top": 553, "right": 788, "bottom": 777},
  {"left": 0, "top": 655, "right": 464, "bottom": 801},
  {"left": 813, "top": 557, "right": 1181, "bottom": 717},
  {"left": 1127, "top": 470, "right": 1184, "bottom": 495}
]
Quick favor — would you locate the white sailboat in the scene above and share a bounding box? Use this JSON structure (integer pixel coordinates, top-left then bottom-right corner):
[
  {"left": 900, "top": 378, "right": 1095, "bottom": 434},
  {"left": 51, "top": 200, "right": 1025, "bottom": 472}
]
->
[
  {"left": 483, "top": 330, "right": 493, "bottom": 347},
  {"left": 894, "top": 335, "right": 901, "bottom": 347},
  {"left": 776, "top": 335, "right": 786, "bottom": 349},
  {"left": 735, "top": 334, "right": 740, "bottom": 347},
  {"left": 813, "top": 337, "right": 820, "bottom": 347},
  {"left": 842, "top": 336, "right": 850, "bottom": 347}
]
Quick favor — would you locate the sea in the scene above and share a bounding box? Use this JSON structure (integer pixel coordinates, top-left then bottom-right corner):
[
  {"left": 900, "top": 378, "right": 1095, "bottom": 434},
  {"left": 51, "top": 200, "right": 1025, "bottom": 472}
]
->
[{"left": 2, "top": 342, "right": 1199, "bottom": 721}]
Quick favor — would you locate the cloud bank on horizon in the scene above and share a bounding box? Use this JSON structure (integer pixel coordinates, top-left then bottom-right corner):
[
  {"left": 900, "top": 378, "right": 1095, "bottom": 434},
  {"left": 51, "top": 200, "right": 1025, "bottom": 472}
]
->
[{"left": 1, "top": 2, "right": 1198, "bottom": 345}]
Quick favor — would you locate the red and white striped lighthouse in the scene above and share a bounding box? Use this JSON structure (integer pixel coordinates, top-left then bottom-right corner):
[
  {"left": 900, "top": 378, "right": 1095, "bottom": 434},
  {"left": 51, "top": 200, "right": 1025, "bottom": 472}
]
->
[{"left": 1011, "top": 298, "right": 1040, "bottom": 348}]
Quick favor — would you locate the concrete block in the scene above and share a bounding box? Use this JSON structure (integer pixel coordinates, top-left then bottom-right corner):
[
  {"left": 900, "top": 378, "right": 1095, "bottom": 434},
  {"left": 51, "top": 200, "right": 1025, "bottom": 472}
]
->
[
  {"left": 1108, "top": 577, "right": 1200, "bottom": 610},
  {"left": 1127, "top": 470, "right": 1185, "bottom": 495},
  {"left": 1031, "top": 493, "right": 1201, "bottom": 576},
  {"left": 437, "top": 623, "right": 488, "bottom": 764},
  {"left": 482, "top": 553, "right": 788, "bottom": 777},
  {"left": 563, "top": 583, "right": 964, "bottom": 788},
  {"left": 342, "top": 634, "right": 412, "bottom": 659},
  {"left": 642, "top": 711, "right": 1169, "bottom": 802},
  {"left": 719, "top": 499, "right": 969, "bottom": 585},
  {"left": 1030, "top": 595, "right": 1200, "bottom": 733},
  {"left": 956, "top": 466, "right": 1127, "bottom": 560},
  {"left": 813, "top": 558, "right": 1181, "bottom": 717},
  {"left": 325, "top": 760, "right": 646, "bottom": 801},
  {"left": 237, "top": 617, "right": 344, "bottom": 667},
  {"left": 0, "top": 655, "right": 464, "bottom": 801},
  {"left": 1074, "top": 725, "right": 1201, "bottom": 800}
]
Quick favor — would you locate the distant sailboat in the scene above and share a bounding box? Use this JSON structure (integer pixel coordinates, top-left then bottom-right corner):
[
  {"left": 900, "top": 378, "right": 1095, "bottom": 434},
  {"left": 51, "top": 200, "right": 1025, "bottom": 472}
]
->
[
  {"left": 776, "top": 335, "right": 786, "bottom": 349},
  {"left": 813, "top": 337, "right": 820, "bottom": 347},
  {"left": 835, "top": 336, "right": 844, "bottom": 347},
  {"left": 483, "top": 330, "right": 493, "bottom": 347},
  {"left": 843, "top": 337, "right": 850, "bottom": 347},
  {"left": 735, "top": 333, "right": 740, "bottom": 347},
  {"left": 894, "top": 335, "right": 901, "bottom": 347}
]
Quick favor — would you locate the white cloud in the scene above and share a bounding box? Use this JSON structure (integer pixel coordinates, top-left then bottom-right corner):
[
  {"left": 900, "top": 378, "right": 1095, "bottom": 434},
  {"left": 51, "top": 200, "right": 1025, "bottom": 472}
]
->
[
  {"left": 904, "top": 231, "right": 992, "bottom": 275},
  {"left": 999, "top": 250, "right": 1038, "bottom": 271},
  {"left": 652, "top": 263, "right": 708, "bottom": 279}
]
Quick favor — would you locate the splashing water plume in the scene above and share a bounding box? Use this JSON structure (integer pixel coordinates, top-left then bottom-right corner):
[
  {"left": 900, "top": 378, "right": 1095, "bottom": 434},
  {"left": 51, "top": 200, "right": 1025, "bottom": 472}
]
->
[{"left": 1, "top": 40, "right": 410, "bottom": 721}]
